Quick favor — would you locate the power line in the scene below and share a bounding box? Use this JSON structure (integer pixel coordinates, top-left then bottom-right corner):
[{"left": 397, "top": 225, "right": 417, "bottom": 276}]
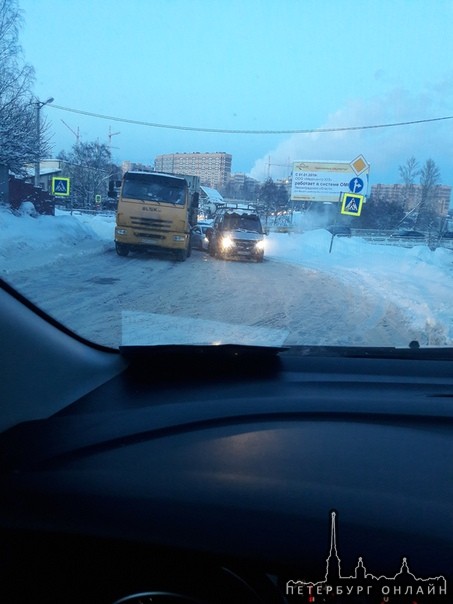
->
[{"left": 48, "top": 103, "right": 453, "bottom": 135}]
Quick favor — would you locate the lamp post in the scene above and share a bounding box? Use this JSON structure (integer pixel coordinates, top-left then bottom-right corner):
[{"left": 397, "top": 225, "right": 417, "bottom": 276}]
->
[{"left": 34, "top": 97, "right": 54, "bottom": 187}]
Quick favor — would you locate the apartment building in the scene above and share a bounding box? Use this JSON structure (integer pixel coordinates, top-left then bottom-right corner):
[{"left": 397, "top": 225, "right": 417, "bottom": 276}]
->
[{"left": 154, "top": 152, "right": 232, "bottom": 190}]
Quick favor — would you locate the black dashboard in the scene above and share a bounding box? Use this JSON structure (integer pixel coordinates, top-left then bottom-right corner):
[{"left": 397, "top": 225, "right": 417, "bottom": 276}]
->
[{"left": 0, "top": 279, "right": 452, "bottom": 603}]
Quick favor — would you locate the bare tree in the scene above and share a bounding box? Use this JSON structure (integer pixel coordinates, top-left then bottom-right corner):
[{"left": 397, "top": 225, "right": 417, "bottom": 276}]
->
[
  {"left": 399, "top": 156, "right": 420, "bottom": 186},
  {"left": 397, "top": 156, "right": 420, "bottom": 227},
  {"left": 58, "top": 141, "right": 112, "bottom": 208},
  {"left": 415, "top": 159, "right": 441, "bottom": 232},
  {"left": 0, "top": 0, "right": 46, "bottom": 173}
]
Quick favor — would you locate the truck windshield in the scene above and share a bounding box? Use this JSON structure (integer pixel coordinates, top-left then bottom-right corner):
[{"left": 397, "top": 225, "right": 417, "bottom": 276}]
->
[{"left": 122, "top": 176, "right": 185, "bottom": 205}]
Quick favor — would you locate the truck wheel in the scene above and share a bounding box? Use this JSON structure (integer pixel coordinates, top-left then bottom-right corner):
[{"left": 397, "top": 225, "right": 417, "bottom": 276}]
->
[
  {"left": 116, "top": 242, "right": 129, "bottom": 257},
  {"left": 256, "top": 252, "right": 264, "bottom": 263},
  {"left": 176, "top": 247, "right": 188, "bottom": 262},
  {"left": 208, "top": 241, "right": 216, "bottom": 257}
]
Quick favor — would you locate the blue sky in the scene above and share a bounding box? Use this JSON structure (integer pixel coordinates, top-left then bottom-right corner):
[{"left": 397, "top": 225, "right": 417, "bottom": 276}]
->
[{"left": 18, "top": 0, "right": 453, "bottom": 185}]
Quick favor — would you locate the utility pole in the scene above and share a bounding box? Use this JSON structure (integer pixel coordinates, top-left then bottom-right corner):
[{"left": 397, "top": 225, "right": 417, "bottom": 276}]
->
[{"left": 34, "top": 97, "right": 54, "bottom": 187}]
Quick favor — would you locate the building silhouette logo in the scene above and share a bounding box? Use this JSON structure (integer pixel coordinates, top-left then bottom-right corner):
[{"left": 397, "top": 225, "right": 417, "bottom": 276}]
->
[{"left": 286, "top": 511, "right": 447, "bottom": 601}]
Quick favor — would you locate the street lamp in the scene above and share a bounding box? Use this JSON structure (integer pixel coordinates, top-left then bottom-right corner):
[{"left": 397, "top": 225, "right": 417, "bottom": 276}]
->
[{"left": 34, "top": 97, "right": 54, "bottom": 187}]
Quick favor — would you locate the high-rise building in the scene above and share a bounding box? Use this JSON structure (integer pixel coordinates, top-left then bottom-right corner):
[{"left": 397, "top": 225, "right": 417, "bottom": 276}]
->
[
  {"left": 154, "top": 152, "right": 232, "bottom": 190},
  {"left": 225, "top": 172, "right": 260, "bottom": 201}
]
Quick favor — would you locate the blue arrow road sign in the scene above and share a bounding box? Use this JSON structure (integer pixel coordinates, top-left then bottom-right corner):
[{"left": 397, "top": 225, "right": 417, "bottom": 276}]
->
[{"left": 349, "top": 177, "right": 364, "bottom": 193}]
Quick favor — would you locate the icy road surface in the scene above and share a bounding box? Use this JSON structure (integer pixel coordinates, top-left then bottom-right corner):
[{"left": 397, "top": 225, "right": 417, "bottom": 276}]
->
[
  {"left": 2, "top": 207, "right": 452, "bottom": 349},
  {"left": 8, "top": 246, "right": 419, "bottom": 349}
]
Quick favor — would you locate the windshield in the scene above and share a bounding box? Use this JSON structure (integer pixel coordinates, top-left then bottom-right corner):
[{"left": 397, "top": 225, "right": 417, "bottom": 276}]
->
[
  {"left": 1, "top": 0, "right": 453, "bottom": 351},
  {"left": 221, "top": 213, "right": 263, "bottom": 233},
  {"left": 122, "top": 173, "right": 186, "bottom": 205}
]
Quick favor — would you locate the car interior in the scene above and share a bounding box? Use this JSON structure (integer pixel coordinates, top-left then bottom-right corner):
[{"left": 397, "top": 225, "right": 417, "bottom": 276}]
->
[{"left": 1, "top": 276, "right": 451, "bottom": 603}]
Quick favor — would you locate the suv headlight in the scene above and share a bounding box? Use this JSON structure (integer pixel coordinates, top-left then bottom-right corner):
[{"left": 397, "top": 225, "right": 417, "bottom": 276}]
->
[{"left": 221, "top": 235, "right": 235, "bottom": 250}]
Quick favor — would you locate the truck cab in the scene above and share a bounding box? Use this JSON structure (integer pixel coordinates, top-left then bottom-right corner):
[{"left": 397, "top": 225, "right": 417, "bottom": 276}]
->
[{"left": 115, "top": 171, "right": 199, "bottom": 261}]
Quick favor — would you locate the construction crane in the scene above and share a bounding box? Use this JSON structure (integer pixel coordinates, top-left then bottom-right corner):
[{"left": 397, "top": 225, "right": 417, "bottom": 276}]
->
[
  {"left": 266, "top": 155, "right": 292, "bottom": 179},
  {"left": 61, "top": 120, "right": 80, "bottom": 144},
  {"left": 108, "top": 126, "right": 120, "bottom": 151}
]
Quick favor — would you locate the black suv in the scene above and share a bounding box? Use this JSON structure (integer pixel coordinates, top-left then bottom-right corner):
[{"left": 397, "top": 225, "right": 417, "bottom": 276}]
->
[{"left": 207, "top": 209, "right": 265, "bottom": 262}]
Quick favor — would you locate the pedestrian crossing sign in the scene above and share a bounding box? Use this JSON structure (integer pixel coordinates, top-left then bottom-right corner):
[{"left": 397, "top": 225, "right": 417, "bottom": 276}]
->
[
  {"left": 341, "top": 192, "right": 364, "bottom": 216},
  {"left": 52, "top": 177, "right": 70, "bottom": 196}
]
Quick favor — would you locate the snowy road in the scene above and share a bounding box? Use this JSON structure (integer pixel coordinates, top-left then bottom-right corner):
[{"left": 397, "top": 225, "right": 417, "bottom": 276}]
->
[{"left": 9, "top": 244, "right": 419, "bottom": 349}]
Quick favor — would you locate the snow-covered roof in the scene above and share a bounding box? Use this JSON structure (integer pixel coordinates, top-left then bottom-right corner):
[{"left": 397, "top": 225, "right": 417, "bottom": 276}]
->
[
  {"left": 127, "top": 170, "right": 182, "bottom": 178},
  {"left": 25, "top": 167, "right": 62, "bottom": 177},
  {"left": 200, "top": 186, "right": 223, "bottom": 202}
]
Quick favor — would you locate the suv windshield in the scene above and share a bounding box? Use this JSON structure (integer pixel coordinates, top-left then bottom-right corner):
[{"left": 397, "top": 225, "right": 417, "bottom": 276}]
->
[
  {"left": 1, "top": 0, "right": 452, "bottom": 352},
  {"left": 222, "top": 213, "right": 262, "bottom": 233}
]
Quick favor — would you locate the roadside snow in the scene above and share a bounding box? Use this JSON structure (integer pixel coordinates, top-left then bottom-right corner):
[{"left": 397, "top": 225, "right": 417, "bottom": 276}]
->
[
  {"left": 266, "top": 230, "right": 453, "bottom": 345},
  {"left": 1, "top": 206, "right": 453, "bottom": 344},
  {"left": 0, "top": 207, "right": 114, "bottom": 272}
]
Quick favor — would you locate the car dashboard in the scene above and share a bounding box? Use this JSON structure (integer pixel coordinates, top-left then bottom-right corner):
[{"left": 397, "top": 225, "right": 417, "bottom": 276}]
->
[{"left": 0, "top": 279, "right": 452, "bottom": 603}]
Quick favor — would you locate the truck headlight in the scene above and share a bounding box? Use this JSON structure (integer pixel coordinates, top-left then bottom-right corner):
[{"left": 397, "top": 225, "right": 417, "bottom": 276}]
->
[
  {"left": 173, "top": 235, "right": 186, "bottom": 242},
  {"left": 255, "top": 240, "right": 265, "bottom": 251},
  {"left": 116, "top": 228, "right": 127, "bottom": 236}
]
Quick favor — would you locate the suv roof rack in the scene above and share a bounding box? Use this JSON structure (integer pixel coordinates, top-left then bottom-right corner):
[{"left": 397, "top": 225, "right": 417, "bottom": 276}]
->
[
  {"left": 214, "top": 203, "right": 260, "bottom": 219},
  {"left": 218, "top": 201, "right": 258, "bottom": 211}
]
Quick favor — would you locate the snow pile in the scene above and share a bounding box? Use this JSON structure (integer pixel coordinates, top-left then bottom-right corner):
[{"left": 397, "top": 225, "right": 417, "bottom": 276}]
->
[
  {"left": 266, "top": 230, "right": 453, "bottom": 345},
  {"left": 0, "top": 206, "right": 115, "bottom": 272}
]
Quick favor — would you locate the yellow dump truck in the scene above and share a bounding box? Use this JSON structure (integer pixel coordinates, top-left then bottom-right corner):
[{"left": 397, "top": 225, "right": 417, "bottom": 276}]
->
[{"left": 115, "top": 171, "right": 200, "bottom": 261}]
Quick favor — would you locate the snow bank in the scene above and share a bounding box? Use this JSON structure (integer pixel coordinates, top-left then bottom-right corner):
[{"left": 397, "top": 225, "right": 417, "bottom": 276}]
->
[
  {"left": 266, "top": 230, "right": 453, "bottom": 344},
  {"left": 0, "top": 207, "right": 115, "bottom": 273}
]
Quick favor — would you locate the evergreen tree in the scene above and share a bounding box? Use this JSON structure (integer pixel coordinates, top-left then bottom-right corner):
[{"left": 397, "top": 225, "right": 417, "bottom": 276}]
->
[
  {"left": 257, "top": 178, "right": 287, "bottom": 215},
  {"left": 357, "top": 195, "right": 405, "bottom": 230},
  {"left": 276, "top": 184, "right": 289, "bottom": 211}
]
